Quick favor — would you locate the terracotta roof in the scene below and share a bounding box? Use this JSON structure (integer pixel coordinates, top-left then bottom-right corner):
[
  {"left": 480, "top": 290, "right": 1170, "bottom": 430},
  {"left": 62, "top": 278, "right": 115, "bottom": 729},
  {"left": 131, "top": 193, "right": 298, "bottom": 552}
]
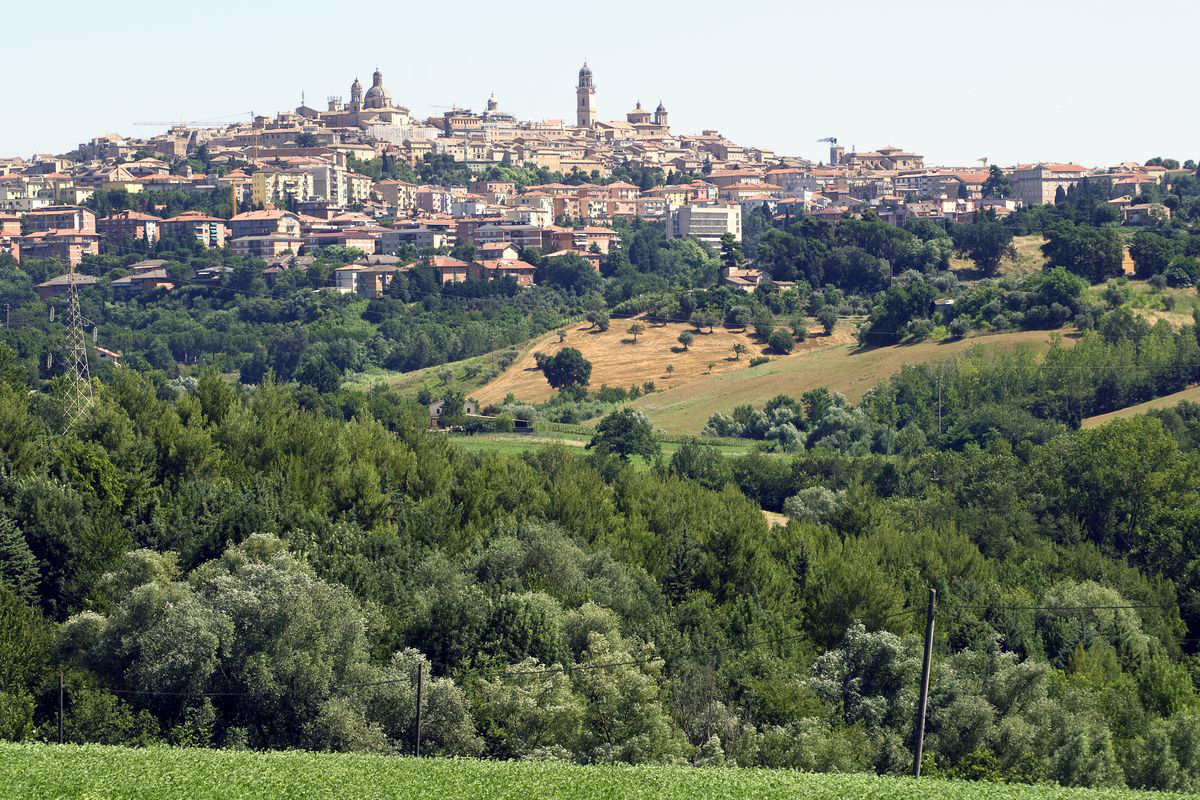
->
[
  {"left": 163, "top": 213, "right": 226, "bottom": 223},
  {"left": 230, "top": 209, "right": 295, "bottom": 220},
  {"left": 101, "top": 210, "right": 162, "bottom": 222},
  {"left": 427, "top": 256, "right": 469, "bottom": 267}
]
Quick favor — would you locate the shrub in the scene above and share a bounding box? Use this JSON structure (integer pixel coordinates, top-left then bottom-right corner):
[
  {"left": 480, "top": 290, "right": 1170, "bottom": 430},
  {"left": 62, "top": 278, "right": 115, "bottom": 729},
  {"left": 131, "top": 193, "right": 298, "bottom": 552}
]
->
[{"left": 767, "top": 328, "right": 794, "bottom": 354}]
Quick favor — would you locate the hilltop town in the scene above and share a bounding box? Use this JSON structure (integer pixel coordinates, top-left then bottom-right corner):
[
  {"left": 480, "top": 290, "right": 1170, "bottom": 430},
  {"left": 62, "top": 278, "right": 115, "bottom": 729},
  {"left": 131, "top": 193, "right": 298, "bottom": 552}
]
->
[
  {"left": 9, "top": 42, "right": 1200, "bottom": 797},
  {"left": 0, "top": 62, "right": 1182, "bottom": 291}
]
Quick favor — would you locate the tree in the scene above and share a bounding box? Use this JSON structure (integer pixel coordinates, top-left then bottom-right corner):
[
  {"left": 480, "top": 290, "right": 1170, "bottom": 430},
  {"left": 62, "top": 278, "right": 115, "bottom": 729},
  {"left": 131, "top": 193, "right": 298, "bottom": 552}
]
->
[
  {"left": 732, "top": 343, "right": 748, "bottom": 360},
  {"left": 586, "top": 310, "right": 610, "bottom": 332},
  {"left": 767, "top": 328, "right": 795, "bottom": 354},
  {"left": 1129, "top": 231, "right": 1176, "bottom": 279},
  {"left": 627, "top": 322, "right": 645, "bottom": 343},
  {"left": 541, "top": 348, "right": 592, "bottom": 391},
  {"left": 588, "top": 409, "right": 659, "bottom": 461},
  {"left": 678, "top": 331, "right": 694, "bottom": 351},
  {"left": 818, "top": 308, "right": 837, "bottom": 335},
  {"left": 982, "top": 165, "right": 1011, "bottom": 199},
  {"left": 719, "top": 233, "right": 744, "bottom": 268},
  {"left": 0, "top": 517, "right": 38, "bottom": 604},
  {"left": 669, "top": 438, "right": 732, "bottom": 490},
  {"left": 790, "top": 318, "right": 808, "bottom": 342},
  {"left": 690, "top": 310, "right": 717, "bottom": 333},
  {"left": 1042, "top": 221, "right": 1125, "bottom": 283},
  {"left": 952, "top": 216, "right": 1016, "bottom": 276},
  {"left": 295, "top": 355, "right": 341, "bottom": 394}
]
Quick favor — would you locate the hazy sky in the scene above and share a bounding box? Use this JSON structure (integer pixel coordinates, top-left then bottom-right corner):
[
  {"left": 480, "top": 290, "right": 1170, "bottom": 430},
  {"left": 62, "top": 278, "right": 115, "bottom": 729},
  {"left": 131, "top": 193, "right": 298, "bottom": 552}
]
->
[{"left": 6, "top": 0, "right": 1196, "bottom": 167}]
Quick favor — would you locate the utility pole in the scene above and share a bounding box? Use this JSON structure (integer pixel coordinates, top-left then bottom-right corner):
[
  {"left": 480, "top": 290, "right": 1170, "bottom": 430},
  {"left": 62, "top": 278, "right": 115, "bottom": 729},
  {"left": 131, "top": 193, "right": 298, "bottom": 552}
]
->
[
  {"left": 414, "top": 663, "right": 424, "bottom": 757},
  {"left": 912, "top": 588, "right": 937, "bottom": 777},
  {"left": 4, "top": 302, "right": 9, "bottom": 328},
  {"left": 58, "top": 669, "right": 64, "bottom": 744}
]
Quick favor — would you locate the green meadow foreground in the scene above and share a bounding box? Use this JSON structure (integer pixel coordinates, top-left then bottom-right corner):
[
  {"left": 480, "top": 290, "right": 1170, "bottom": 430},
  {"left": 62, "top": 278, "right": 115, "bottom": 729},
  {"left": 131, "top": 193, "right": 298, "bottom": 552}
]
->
[{"left": 1, "top": 744, "right": 1190, "bottom": 800}]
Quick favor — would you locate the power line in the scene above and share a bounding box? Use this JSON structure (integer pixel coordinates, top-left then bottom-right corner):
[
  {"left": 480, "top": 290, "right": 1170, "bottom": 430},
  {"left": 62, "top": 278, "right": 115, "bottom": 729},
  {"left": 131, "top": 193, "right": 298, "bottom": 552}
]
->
[{"left": 942, "top": 604, "right": 1173, "bottom": 612}]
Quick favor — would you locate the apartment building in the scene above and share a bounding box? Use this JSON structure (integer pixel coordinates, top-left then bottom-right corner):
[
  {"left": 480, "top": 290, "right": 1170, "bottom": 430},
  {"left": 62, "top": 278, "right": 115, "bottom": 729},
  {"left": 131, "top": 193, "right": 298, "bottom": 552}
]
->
[{"left": 665, "top": 203, "right": 742, "bottom": 244}]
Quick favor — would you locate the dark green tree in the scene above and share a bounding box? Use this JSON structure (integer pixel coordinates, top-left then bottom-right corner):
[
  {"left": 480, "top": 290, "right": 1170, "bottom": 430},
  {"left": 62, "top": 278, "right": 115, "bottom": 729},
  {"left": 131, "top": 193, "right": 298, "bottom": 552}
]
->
[
  {"left": 588, "top": 409, "right": 659, "bottom": 461},
  {"left": 541, "top": 348, "right": 592, "bottom": 391}
]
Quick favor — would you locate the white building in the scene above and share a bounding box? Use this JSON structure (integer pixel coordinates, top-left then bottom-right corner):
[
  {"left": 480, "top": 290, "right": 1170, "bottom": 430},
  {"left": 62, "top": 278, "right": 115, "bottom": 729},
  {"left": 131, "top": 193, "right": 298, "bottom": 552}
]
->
[{"left": 665, "top": 203, "right": 742, "bottom": 244}]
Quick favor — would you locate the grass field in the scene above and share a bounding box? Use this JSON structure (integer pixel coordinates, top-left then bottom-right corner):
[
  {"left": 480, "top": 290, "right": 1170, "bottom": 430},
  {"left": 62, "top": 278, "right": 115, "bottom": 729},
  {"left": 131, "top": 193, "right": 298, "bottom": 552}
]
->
[
  {"left": 1084, "top": 279, "right": 1200, "bottom": 329},
  {"left": 950, "top": 234, "right": 1048, "bottom": 279},
  {"left": 1082, "top": 384, "right": 1200, "bottom": 428},
  {"left": 341, "top": 343, "right": 533, "bottom": 399},
  {"left": 472, "top": 317, "right": 857, "bottom": 406},
  {"left": 3, "top": 743, "right": 1188, "bottom": 800},
  {"left": 630, "top": 329, "right": 1074, "bottom": 435},
  {"left": 443, "top": 429, "right": 772, "bottom": 464}
]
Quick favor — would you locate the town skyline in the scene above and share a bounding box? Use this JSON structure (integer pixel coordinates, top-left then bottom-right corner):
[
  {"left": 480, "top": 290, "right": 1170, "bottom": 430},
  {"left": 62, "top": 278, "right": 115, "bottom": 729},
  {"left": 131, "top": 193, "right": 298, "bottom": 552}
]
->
[{"left": 7, "top": 0, "right": 1198, "bottom": 166}]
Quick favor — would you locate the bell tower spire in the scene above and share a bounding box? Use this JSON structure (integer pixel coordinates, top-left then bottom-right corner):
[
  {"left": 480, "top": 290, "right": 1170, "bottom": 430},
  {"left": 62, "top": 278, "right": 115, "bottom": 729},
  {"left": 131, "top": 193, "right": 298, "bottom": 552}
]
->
[{"left": 576, "top": 62, "right": 595, "bottom": 128}]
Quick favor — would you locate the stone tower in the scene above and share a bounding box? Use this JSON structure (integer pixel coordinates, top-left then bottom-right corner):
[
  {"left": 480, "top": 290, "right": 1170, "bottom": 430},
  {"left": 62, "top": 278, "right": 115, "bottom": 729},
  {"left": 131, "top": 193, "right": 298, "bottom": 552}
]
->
[
  {"left": 349, "top": 77, "right": 363, "bottom": 113},
  {"left": 654, "top": 100, "right": 668, "bottom": 128},
  {"left": 576, "top": 62, "right": 595, "bottom": 128}
]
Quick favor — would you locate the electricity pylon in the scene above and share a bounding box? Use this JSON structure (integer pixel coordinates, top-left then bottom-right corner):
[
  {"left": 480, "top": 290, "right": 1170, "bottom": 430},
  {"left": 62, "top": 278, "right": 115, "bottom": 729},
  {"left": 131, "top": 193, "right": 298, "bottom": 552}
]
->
[{"left": 62, "top": 267, "right": 92, "bottom": 430}]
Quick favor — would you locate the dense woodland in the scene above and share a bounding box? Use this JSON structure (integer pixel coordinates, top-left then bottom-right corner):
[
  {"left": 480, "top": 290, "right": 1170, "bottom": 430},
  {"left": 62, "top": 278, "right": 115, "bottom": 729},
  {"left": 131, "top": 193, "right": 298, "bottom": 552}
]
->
[
  {"left": 1, "top": 338, "right": 1200, "bottom": 789},
  {"left": 3, "top": 165, "right": 1200, "bottom": 790}
]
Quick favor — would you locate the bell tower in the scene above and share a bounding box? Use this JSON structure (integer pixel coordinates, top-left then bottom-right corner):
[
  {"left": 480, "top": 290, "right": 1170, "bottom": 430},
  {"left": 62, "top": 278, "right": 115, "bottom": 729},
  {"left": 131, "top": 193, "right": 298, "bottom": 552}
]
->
[{"left": 576, "top": 62, "right": 595, "bottom": 128}]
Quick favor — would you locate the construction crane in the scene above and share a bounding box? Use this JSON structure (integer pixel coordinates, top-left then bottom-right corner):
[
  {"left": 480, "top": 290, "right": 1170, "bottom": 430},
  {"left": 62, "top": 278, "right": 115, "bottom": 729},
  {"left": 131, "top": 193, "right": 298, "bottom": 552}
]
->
[
  {"left": 133, "top": 111, "right": 253, "bottom": 127},
  {"left": 817, "top": 136, "right": 843, "bottom": 166}
]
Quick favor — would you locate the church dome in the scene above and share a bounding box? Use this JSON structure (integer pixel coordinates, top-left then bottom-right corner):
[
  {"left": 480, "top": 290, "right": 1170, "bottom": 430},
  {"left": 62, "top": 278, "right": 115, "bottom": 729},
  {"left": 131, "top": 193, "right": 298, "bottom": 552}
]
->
[
  {"left": 656, "top": 100, "right": 666, "bottom": 113},
  {"left": 579, "top": 61, "right": 591, "bottom": 78}
]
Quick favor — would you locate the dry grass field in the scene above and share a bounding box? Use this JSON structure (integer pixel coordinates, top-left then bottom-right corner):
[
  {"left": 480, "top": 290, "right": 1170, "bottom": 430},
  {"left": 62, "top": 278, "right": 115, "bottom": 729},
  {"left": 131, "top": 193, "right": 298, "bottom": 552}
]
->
[
  {"left": 629, "top": 329, "right": 1074, "bottom": 434},
  {"left": 1082, "top": 384, "right": 1200, "bottom": 429},
  {"left": 471, "top": 317, "right": 856, "bottom": 406},
  {"left": 950, "top": 234, "right": 1047, "bottom": 278}
]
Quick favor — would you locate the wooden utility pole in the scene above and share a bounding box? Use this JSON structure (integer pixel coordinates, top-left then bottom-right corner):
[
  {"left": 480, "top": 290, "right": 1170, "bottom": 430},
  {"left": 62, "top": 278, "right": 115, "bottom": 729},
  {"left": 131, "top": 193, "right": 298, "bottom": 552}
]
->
[
  {"left": 912, "top": 588, "right": 936, "bottom": 777},
  {"left": 58, "top": 669, "right": 64, "bottom": 744}
]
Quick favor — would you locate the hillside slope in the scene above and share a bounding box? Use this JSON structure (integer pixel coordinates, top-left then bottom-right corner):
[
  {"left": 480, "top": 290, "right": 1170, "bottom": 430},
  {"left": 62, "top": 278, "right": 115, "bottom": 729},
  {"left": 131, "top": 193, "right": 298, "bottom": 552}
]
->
[
  {"left": 631, "top": 329, "right": 1074, "bottom": 434},
  {"left": 472, "top": 318, "right": 855, "bottom": 406}
]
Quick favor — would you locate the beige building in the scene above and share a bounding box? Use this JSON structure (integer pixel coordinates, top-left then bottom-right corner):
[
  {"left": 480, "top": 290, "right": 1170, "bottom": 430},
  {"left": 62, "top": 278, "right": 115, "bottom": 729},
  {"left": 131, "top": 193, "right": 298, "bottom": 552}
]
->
[
  {"left": 160, "top": 212, "right": 227, "bottom": 248},
  {"left": 665, "top": 203, "right": 742, "bottom": 244},
  {"left": 1010, "top": 163, "right": 1089, "bottom": 207},
  {"left": 252, "top": 169, "right": 315, "bottom": 206}
]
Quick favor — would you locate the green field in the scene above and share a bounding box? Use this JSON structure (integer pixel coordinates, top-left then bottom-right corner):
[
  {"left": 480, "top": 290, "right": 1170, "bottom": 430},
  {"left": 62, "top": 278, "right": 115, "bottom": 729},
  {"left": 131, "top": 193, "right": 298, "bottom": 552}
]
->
[
  {"left": 2, "top": 744, "right": 1187, "bottom": 800},
  {"left": 444, "top": 429, "right": 770, "bottom": 464},
  {"left": 630, "top": 329, "right": 1073, "bottom": 435}
]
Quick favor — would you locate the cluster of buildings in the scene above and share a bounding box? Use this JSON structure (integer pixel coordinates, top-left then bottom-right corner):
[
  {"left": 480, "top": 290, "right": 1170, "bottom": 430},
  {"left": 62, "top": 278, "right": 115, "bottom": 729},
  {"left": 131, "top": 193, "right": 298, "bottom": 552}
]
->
[{"left": 0, "top": 62, "right": 1181, "bottom": 287}]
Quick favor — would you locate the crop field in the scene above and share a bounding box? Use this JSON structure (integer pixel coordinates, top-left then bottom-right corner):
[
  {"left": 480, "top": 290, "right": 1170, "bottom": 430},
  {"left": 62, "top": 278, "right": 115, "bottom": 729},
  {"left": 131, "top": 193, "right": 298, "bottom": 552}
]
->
[
  {"left": 3, "top": 744, "right": 1189, "bottom": 800},
  {"left": 472, "top": 317, "right": 857, "bottom": 406},
  {"left": 630, "top": 329, "right": 1074, "bottom": 434}
]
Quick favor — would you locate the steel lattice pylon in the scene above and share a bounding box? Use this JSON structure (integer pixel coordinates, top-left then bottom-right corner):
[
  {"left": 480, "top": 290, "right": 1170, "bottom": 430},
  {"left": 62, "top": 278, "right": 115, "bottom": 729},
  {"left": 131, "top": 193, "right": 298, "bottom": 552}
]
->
[{"left": 62, "top": 269, "right": 92, "bottom": 430}]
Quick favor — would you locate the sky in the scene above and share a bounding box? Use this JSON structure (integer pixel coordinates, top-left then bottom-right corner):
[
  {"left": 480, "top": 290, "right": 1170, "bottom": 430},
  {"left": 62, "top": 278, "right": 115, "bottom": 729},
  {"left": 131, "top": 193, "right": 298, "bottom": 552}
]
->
[{"left": 6, "top": 0, "right": 1197, "bottom": 167}]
